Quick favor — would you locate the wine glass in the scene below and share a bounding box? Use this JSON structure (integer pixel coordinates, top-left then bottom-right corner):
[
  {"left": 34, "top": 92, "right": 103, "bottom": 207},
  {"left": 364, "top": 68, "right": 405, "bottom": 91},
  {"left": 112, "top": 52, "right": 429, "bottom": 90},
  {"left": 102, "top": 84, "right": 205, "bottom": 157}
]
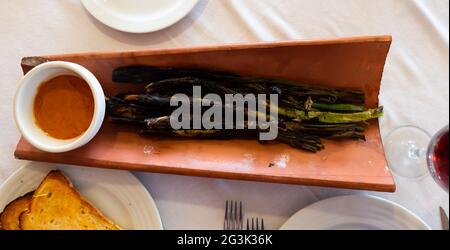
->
[{"left": 384, "top": 125, "right": 449, "bottom": 192}]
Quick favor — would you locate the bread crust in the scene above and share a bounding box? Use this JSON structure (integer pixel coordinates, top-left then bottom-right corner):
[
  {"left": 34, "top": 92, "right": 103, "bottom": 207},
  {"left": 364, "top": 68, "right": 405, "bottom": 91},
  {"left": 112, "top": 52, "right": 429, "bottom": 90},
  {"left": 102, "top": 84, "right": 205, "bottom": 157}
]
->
[
  {"left": 0, "top": 191, "right": 34, "bottom": 230},
  {"left": 19, "top": 170, "right": 121, "bottom": 230}
]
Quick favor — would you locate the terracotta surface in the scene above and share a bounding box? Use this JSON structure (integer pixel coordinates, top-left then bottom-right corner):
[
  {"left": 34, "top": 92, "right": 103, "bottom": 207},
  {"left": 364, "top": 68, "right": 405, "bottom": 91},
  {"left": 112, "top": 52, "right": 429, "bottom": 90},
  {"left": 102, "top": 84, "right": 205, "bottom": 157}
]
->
[{"left": 15, "top": 36, "right": 395, "bottom": 192}]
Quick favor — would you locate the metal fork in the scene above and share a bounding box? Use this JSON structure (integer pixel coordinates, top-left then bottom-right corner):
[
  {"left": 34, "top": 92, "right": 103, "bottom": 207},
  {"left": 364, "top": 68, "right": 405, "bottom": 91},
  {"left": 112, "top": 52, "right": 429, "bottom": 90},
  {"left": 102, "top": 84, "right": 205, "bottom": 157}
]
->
[
  {"left": 246, "top": 217, "right": 265, "bottom": 230},
  {"left": 224, "top": 200, "right": 243, "bottom": 230}
]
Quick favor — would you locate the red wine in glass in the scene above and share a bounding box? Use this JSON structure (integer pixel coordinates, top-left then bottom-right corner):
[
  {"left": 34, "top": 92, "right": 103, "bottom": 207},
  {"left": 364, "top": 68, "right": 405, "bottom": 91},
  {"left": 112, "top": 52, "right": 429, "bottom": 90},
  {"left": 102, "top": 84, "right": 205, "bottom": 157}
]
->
[
  {"left": 427, "top": 126, "right": 449, "bottom": 192},
  {"left": 385, "top": 124, "right": 449, "bottom": 192}
]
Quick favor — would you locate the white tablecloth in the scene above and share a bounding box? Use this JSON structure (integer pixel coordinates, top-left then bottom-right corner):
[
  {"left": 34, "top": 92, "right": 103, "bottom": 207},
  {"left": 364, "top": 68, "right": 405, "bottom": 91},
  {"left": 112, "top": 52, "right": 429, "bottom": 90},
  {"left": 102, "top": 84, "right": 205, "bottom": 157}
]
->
[{"left": 0, "top": 0, "right": 448, "bottom": 229}]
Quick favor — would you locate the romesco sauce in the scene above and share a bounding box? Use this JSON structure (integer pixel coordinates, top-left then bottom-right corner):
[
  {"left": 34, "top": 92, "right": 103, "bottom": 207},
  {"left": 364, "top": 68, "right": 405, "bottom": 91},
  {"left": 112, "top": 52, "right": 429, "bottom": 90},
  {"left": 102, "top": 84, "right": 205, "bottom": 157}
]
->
[{"left": 33, "top": 75, "right": 94, "bottom": 140}]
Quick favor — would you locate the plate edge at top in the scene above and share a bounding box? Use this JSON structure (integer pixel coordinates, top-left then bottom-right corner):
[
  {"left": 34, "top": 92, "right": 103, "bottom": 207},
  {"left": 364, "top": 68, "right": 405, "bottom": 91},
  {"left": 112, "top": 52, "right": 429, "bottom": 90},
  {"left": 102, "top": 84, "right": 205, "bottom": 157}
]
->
[
  {"left": 279, "top": 195, "right": 430, "bottom": 230},
  {"left": 81, "top": 0, "right": 199, "bottom": 33}
]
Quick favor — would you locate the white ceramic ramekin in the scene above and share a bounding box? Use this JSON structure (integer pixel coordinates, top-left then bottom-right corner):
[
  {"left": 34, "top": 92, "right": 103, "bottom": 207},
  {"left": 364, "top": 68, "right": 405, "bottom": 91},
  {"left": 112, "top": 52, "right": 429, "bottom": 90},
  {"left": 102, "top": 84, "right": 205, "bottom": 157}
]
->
[{"left": 14, "top": 61, "right": 105, "bottom": 153}]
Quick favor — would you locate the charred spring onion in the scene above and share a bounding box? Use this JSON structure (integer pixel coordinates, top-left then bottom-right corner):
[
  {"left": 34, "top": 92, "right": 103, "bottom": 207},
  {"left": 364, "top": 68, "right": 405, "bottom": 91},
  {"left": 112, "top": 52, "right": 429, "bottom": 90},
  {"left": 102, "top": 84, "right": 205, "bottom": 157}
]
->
[{"left": 107, "top": 66, "right": 384, "bottom": 152}]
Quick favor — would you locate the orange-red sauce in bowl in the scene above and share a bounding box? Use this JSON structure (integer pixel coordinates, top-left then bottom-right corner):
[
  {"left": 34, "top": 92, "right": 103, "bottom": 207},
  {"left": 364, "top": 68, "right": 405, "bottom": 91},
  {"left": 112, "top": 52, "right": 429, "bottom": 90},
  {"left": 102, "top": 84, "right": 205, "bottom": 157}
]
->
[{"left": 33, "top": 75, "right": 94, "bottom": 140}]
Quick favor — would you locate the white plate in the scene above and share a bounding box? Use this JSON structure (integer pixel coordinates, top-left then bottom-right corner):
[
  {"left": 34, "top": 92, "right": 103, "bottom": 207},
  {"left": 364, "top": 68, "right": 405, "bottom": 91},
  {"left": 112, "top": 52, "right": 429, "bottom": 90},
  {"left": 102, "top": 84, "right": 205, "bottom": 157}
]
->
[
  {"left": 81, "top": 0, "right": 199, "bottom": 33},
  {"left": 280, "top": 195, "right": 430, "bottom": 230},
  {"left": 0, "top": 162, "right": 163, "bottom": 230}
]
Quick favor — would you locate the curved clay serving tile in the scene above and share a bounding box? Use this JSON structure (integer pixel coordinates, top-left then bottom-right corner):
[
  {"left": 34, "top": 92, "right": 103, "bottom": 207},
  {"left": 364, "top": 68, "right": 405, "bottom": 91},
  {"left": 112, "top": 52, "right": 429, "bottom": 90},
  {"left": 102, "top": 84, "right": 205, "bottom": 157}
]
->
[{"left": 15, "top": 36, "right": 395, "bottom": 192}]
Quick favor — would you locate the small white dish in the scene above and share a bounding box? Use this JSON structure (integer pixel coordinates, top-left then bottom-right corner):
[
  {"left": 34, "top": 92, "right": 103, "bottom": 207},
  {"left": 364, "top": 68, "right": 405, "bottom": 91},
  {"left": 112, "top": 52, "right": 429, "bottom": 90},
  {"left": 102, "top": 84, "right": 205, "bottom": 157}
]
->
[
  {"left": 81, "top": 0, "right": 199, "bottom": 33},
  {"left": 0, "top": 162, "right": 163, "bottom": 230},
  {"left": 14, "top": 61, "right": 105, "bottom": 153},
  {"left": 280, "top": 195, "right": 430, "bottom": 230}
]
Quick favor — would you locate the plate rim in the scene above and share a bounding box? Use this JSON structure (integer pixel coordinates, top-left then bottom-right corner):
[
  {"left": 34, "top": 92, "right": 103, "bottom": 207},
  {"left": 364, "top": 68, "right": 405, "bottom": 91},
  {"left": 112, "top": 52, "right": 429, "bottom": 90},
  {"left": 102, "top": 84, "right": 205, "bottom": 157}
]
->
[
  {"left": 279, "top": 195, "right": 431, "bottom": 230},
  {"left": 0, "top": 162, "right": 163, "bottom": 230},
  {"left": 81, "top": 0, "right": 199, "bottom": 33}
]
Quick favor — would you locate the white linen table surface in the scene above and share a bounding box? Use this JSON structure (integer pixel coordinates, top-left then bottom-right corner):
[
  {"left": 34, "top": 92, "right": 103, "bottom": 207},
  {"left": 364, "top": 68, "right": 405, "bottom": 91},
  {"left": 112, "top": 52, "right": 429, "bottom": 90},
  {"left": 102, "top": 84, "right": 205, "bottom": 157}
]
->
[{"left": 0, "top": 0, "right": 448, "bottom": 230}]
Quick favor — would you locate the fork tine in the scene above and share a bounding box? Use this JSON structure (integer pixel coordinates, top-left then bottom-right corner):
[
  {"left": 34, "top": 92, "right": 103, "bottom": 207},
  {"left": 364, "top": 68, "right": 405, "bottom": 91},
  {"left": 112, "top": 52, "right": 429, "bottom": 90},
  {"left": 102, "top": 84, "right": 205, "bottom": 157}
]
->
[
  {"left": 245, "top": 217, "right": 265, "bottom": 230},
  {"left": 225, "top": 200, "right": 248, "bottom": 230},
  {"left": 233, "top": 201, "right": 237, "bottom": 230},
  {"left": 234, "top": 201, "right": 239, "bottom": 230},
  {"left": 228, "top": 200, "right": 232, "bottom": 230},
  {"left": 231, "top": 201, "right": 234, "bottom": 230},
  {"left": 239, "top": 201, "right": 243, "bottom": 230},
  {"left": 224, "top": 200, "right": 228, "bottom": 230},
  {"left": 227, "top": 200, "right": 232, "bottom": 230},
  {"left": 230, "top": 200, "right": 234, "bottom": 230}
]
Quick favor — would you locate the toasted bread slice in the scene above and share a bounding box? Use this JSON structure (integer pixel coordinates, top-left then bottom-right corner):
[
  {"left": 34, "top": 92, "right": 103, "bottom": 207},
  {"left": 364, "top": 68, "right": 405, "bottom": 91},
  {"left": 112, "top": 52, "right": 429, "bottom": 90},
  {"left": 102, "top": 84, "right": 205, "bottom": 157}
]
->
[
  {"left": 19, "top": 170, "right": 121, "bottom": 230},
  {"left": 0, "top": 192, "right": 33, "bottom": 230}
]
